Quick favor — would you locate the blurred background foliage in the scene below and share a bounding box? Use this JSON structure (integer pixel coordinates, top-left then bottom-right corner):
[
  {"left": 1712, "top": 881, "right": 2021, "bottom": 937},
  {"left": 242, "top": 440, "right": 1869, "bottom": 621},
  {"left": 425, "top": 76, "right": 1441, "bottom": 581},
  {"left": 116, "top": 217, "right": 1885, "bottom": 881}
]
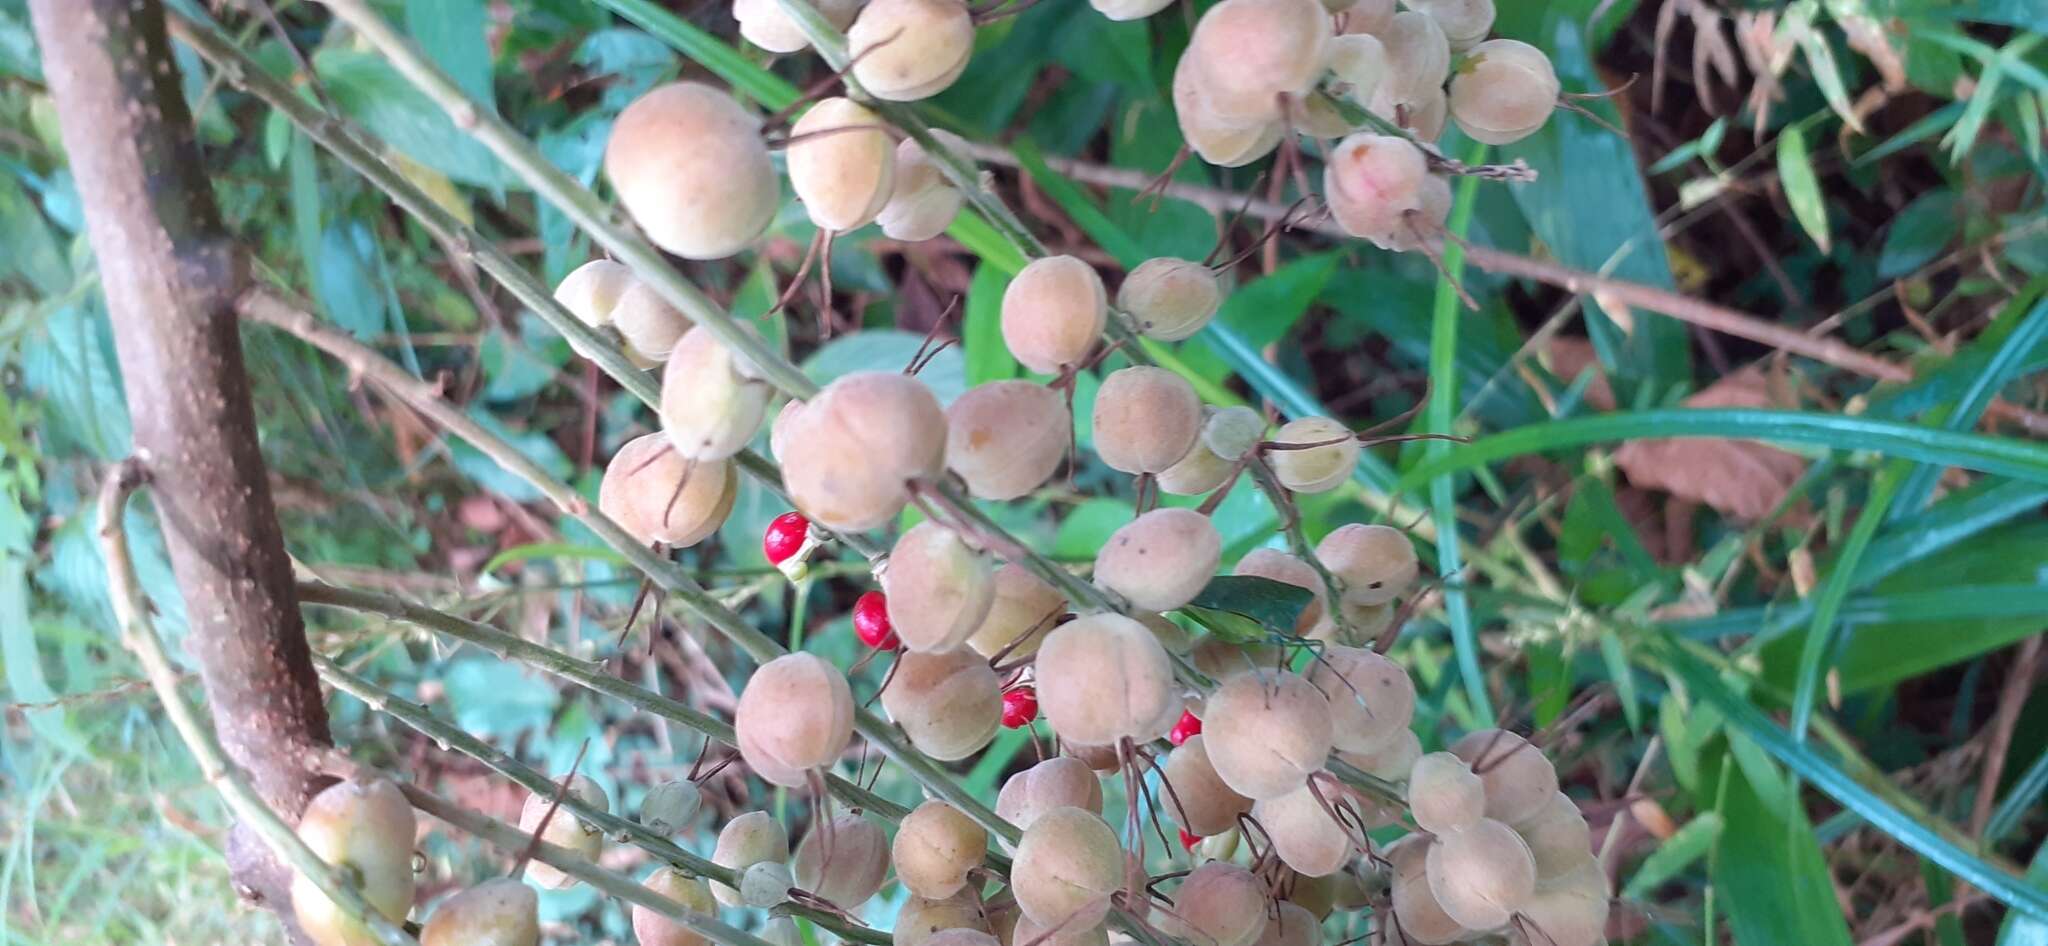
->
[{"left": 1, "top": 0, "right": 2046, "bottom": 943}]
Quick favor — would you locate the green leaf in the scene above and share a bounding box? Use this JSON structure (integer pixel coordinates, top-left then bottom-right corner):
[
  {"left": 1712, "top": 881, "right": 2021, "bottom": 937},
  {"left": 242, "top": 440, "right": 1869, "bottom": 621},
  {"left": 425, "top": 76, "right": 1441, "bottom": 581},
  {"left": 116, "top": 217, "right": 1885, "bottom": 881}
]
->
[
  {"left": 1623, "top": 812, "right": 1723, "bottom": 899},
  {"left": 0, "top": 173, "right": 68, "bottom": 294},
  {"left": 406, "top": 0, "right": 496, "bottom": 111},
  {"left": 313, "top": 48, "right": 512, "bottom": 188},
  {"left": 1182, "top": 575, "right": 1315, "bottom": 636},
  {"left": 1426, "top": 146, "right": 1492, "bottom": 723},
  {"left": 591, "top": 0, "right": 800, "bottom": 109},
  {"left": 1788, "top": 461, "right": 1907, "bottom": 741},
  {"left": 1711, "top": 751, "right": 1854, "bottom": 946},
  {"left": 1997, "top": 841, "right": 2048, "bottom": 945},
  {"left": 480, "top": 542, "right": 628, "bottom": 575},
  {"left": 964, "top": 261, "right": 1020, "bottom": 386},
  {"left": 1180, "top": 606, "right": 1275, "bottom": 646},
  {"left": 1054, "top": 499, "right": 1130, "bottom": 560},
  {"left": 1879, "top": 191, "right": 1960, "bottom": 278},
  {"left": 1776, "top": 126, "right": 1831, "bottom": 253}
]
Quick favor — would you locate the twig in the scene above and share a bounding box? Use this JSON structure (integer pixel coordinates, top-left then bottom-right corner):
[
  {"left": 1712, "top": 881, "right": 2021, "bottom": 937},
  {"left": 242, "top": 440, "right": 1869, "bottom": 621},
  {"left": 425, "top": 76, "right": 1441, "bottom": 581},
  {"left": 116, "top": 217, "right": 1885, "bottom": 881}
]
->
[
  {"left": 97, "top": 460, "right": 418, "bottom": 946},
  {"left": 1970, "top": 634, "right": 2042, "bottom": 836}
]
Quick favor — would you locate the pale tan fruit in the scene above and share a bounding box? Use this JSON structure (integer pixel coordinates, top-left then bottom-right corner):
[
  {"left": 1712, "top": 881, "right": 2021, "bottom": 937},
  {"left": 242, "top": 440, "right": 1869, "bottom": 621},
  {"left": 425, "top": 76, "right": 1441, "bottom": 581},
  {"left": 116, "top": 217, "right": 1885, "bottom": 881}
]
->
[
  {"left": 1253, "top": 781, "right": 1355, "bottom": 877},
  {"left": 734, "top": 0, "right": 860, "bottom": 53},
  {"left": 660, "top": 326, "right": 771, "bottom": 461},
  {"left": 1329, "top": 34, "right": 1390, "bottom": 110},
  {"left": 880, "top": 131, "right": 973, "bottom": 242},
  {"left": 998, "top": 757, "right": 1106, "bottom": 831},
  {"left": 641, "top": 779, "right": 705, "bottom": 835},
  {"left": 742, "top": 861, "right": 796, "bottom": 907},
  {"left": 1336, "top": 727, "right": 1419, "bottom": 781},
  {"left": 1234, "top": 549, "right": 1326, "bottom": 638},
  {"left": 1513, "top": 792, "right": 1593, "bottom": 881},
  {"left": 734, "top": 653, "right": 855, "bottom": 787},
  {"left": 1386, "top": 836, "right": 1468, "bottom": 945},
  {"left": 1189, "top": 636, "right": 1280, "bottom": 681},
  {"left": 965, "top": 563, "right": 1066, "bottom": 659},
  {"left": 881, "top": 647, "right": 1004, "bottom": 760},
  {"left": 848, "top": 0, "right": 975, "bottom": 101},
  {"left": 1095, "top": 508, "right": 1221, "bottom": 612},
  {"left": 611, "top": 281, "right": 693, "bottom": 365},
  {"left": 791, "top": 813, "right": 892, "bottom": 908},
  {"left": 1011, "top": 807, "right": 1123, "bottom": 928},
  {"left": 1167, "top": 862, "right": 1269, "bottom": 946},
  {"left": 1174, "top": 56, "right": 1287, "bottom": 168},
  {"left": 780, "top": 371, "right": 948, "bottom": 530},
  {"left": 1268, "top": 417, "right": 1360, "bottom": 494},
  {"left": 1424, "top": 818, "right": 1537, "bottom": 931},
  {"left": 1380, "top": 173, "right": 1450, "bottom": 252},
  {"left": 599, "top": 435, "right": 738, "bottom": 548},
  {"left": 769, "top": 398, "right": 806, "bottom": 463},
  {"left": 1066, "top": 740, "right": 1124, "bottom": 774},
  {"left": 293, "top": 778, "right": 417, "bottom": 946},
  {"left": 764, "top": 917, "right": 804, "bottom": 946},
  {"left": 420, "top": 878, "right": 538, "bottom": 946},
  {"left": 894, "top": 889, "right": 993, "bottom": 946},
  {"left": 1280, "top": 871, "right": 1337, "bottom": 920},
  {"left": 1335, "top": 0, "right": 1396, "bottom": 33},
  {"left": 1381, "top": 11, "right": 1450, "bottom": 102},
  {"left": 1399, "top": 84, "right": 1449, "bottom": 142},
  {"left": 1092, "top": 367, "right": 1204, "bottom": 475},
  {"left": 553, "top": 259, "right": 635, "bottom": 332},
  {"left": 1407, "top": 751, "right": 1485, "bottom": 834},
  {"left": 1305, "top": 645, "right": 1414, "bottom": 753},
  {"left": 1322, "top": 133, "right": 1427, "bottom": 246},
  {"left": 1185, "top": 0, "right": 1332, "bottom": 126},
  {"left": 1139, "top": 610, "right": 1197, "bottom": 655},
  {"left": 1252, "top": 901, "right": 1321, "bottom": 946},
  {"left": 1403, "top": 0, "right": 1493, "bottom": 52},
  {"left": 887, "top": 521, "right": 997, "bottom": 653},
  {"left": 1316, "top": 523, "right": 1419, "bottom": 606},
  {"left": 927, "top": 930, "right": 1001, "bottom": 946},
  {"left": 1448, "top": 39, "right": 1560, "bottom": 146},
  {"left": 788, "top": 97, "right": 897, "bottom": 232},
  {"left": 1509, "top": 859, "right": 1609, "bottom": 946},
  {"left": 710, "top": 811, "right": 791, "bottom": 906},
  {"left": 1119, "top": 258, "right": 1223, "bottom": 342},
  {"left": 1012, "top": 915, "right": 1111, "bottom": 946},
  {"left": 517, "top": 774, "right": 608, "bottom": 890},
  {"left": 1035, "top": 613, "right": 1180, "bottom": 746},
  {"left": 1156, "top": 440, "right": 1236, "bottom": 496},
  {"left": 633, "top": 868, "right": 719, "bottom": 946},
  {"left": 1447, "top": 729, "right": 1559, "bottom": 826},
  {"left": 893, "top": 800, "right": 989, "bottom": 898},
  {"left": 1090, "top": 0, "right": 1174, "bottom": 21},
  {"left": 945, "top": 380, "right": 1070, "bottom": 500},
  {"left": 606, "top": 83, "right": 777, "bottom": 260},
  {"left": 1204, "top": 670, "right": 1334, "bottom": 800},
  {"left": 1160, "top": 734, "right": 1253, "bottom": 836},
  {"left": 1327, "top": 598, "right": 1395, "bottom": 646},
  {"left": 1203, "top": 406, "right": 1267, "bottom": 461},
  {"left": 1002, "top": 256, "right": 1107, "bottom": 375}
]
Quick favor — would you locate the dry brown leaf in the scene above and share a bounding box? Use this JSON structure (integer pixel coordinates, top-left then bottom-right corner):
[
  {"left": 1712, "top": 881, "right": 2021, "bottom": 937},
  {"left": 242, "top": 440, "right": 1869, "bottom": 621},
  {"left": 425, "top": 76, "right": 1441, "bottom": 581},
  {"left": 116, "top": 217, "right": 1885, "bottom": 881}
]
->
[
  {"left": 1544, "top": 337, "right": 1618, "bottom": 411},
  {"left": 1612, "top": 366, "right": 1808, "bottom": 521}
]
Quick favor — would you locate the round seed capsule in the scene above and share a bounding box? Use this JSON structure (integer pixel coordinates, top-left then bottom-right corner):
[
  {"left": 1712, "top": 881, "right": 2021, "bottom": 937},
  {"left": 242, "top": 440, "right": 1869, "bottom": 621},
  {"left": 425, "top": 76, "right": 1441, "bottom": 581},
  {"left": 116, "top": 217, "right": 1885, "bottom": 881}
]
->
[
  {"left": 1156, "top": 440, "right": 1236, "bottom": 496},
  {"left": 1279, "top": 871, "right": 1337, "bottom": 920},
  {"left": 1380, "top": 173, "right": 1451, "bottom": 252},
  {"left": 880, "top": 647, "right": 1003, "bottom": 760},
  {"left": 886, "top": 521, "right": 997, "bottom": 653},
  {"left": 1253, "top": 781, "right": 1353, "bottom": 877},
  {"left": 610, "top": 281, "right": 693, "bottom": 366},
  {"left": 1166, "top": 862, "right": 1270, "bottom": 946},
  {"left": 1386, "top": 836, "right": 1470, "bottom": 945},
  {"left": 1305, "top": 645, "right": 1415, "bottom": 753},
  {"left": 788, "top": 97, "right": 897, "bottom": 232},
  {"left": 641, "top": 779, "right": 706, "bottom": 835},
  {"left": 1252, "top": 901, "right": 1322, "bottom": 946},
  {"left": 880, "top": 131, "right": 973, "bottom": 242},
  {"left": 711, "top": 811, "right": 791, "bottom": 906},
  {"left": 1381, "top": 11, "right": 1450, "bottom": 103},
  {"left": 1011, "top": 915, "right": 1111, "bottom": 946},
  {"left": 1011, "top": 807, "right": 1123, "bottom": 928},
  {"left": 734, "top": 0, "right": 860, "bottom": 53},
  {"left": 1329, "top": 33, "right": 1390, "bottom": 110},
  {"left": 606, "top": 83, "right": 777, "bottom": 260},
  {"left": 894, "top": 800, "right": 990, "bottom": 899},
  {"left": 998, "top": 757, "right": 1107, "bottom": 831},
  {"left": 1139, "top": 610, "right": 1198, "bottom": 656},
  {"left": 928, "top": 931, "right": 1001, "bottom": 946},
  {"left": 791, "top": 813, "right": 892, "bottom": 908},
  {"left": 1203, "top": 405, "right": 1267, "bottom": 461},
  {"left": 1405, "top": 0, "right": 1493, "bottom": 52},
  {"left": 893, "top": 889, "right": 992, "bottom": 946},
  {"left": 1398, "top": 84, "right": 1450, "bottom": 142},
  {"left": 780, "top": 371, "right": 948, "bottom": 531},
  {"left": 1204, "top": 670, "right": 1335, "bottom": 799},
  {"left": 1095, "top": 508, "right": 1222, "bottom": 612},
  {"left": 1328, "top": 598, "right": 1396, "bottom": 647},
  {"left": 1424, "top": 818, "right": 1537, "bottom": 931},
  {"left": 600, "top": 435, "right": 738, "bottom": 548},
  {"left": 965, "top": 563, "right": 1066, "bottom": 660},
  {"left": 1407, "top": 751, "right": 1486, "bottom": 835},
  {"left": 1174, "top": 57, "right": 1287, "bottom": 168},
  {"left": 1066, "top": 740, "right": 1125, "bottom": 774},
  {"left": 293, "top": 778, "right": 417, "bottom": 946},
  {"left": 1510, "top": 859, "right": 1609, "bottom": 946},
  {"left": 1316, "top": 523, "right": 1419, "bottom": 606},
  {"left": 1119, "top": 258, "right": 1222, "bottom": 342},
  {"left": 1092, "top": 366, "right": 1204, "bottom": 475},
  {"left": 1448, "top": 39, "right": 1560, "bottom": 146},
  {"left": 1513, "top": 792, "right": 1593, "bottom": 881},
  {"left": 1184, "top": 0, "right": 1332, "bottom": 126},
  {"left": 1447, "top": 728, "right": 1559, "bottom": 826},
  {"left": 553, "top": 259, "right": 635, "bottom": 333},
  {"left": 1267, "top": 417, "right": 1360, "bottom": 494},
  {"left": 1334, "top": 0, "right": 1395, "bottom": 33},
  {"left": 742, "top": 861, "right": 796, "bottom": 908},
  {"left": 1002, "top": 256, "right": 1107, "bottom": 375},
  {"left": 734, "top": 653, "right": 855, "bottom": 787},
  {"left": 1322, "top": 133, "right": 1427, "bottom": 246},
  {"left": 633, "top": 868, "right": 719, "bottom": 946},
  {"left": 1035, "top": 613, "right": 1180, "bottom": 746},
  {"left": 945, "top": 380, "right": 1071, "bottom": 500},
  {"left": 769, "top": 398, "right": 806, "bottom": 463},
  {"left": 1190, "top": 636, "right": 1281, "bottom": 681},
  {"left": 1336, "top": 726, "right": 1420, "bottom": 781},
  {"left": 848, "top": 0, "right": 975, "bottom": 101},
  {"left": 517, "top": 775, "right": 609, "bottom": 890},
  {"left": 1234, "top": 549, "right": 1327, "bottom": 638},
  {"left": 661, "top": 327, "right": 772, "bottom": 461},
  {"left": 1160, "top": 734, "right": 1253, "bottom": 836},
  {"left": 420, "top": 878, "right": 538, "bottom": 946},
  {"left": 1090, "top": 0, "right": 1173, "bottom": 21}
]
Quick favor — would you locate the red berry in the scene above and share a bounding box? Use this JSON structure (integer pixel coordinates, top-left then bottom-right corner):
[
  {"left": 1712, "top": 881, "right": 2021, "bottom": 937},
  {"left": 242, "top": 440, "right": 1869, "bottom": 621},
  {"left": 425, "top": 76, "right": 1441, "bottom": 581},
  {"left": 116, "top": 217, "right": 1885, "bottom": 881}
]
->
[
  {"left": 763, "top": 511, "right": 809, "bottom": 565},
  {"left": 1179, "top": 828, "right": 1201, "bottom": 850},
  {"left": 1001, "top": 687, "right": 1038, "bottom": 729},
  {"left": 852, "top": 591, "right": 899, "bottom": 649},
  {"left": 1168, "top": 710, "right": 1202, "bottom": 746}
]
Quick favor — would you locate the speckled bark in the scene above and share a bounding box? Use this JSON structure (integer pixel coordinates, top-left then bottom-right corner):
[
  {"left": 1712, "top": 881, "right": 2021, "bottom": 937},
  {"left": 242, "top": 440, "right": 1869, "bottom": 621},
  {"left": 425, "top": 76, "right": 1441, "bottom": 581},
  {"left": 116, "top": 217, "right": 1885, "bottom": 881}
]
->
[{"left": 28, "top": 0, "right": 331, "bottom": 936}]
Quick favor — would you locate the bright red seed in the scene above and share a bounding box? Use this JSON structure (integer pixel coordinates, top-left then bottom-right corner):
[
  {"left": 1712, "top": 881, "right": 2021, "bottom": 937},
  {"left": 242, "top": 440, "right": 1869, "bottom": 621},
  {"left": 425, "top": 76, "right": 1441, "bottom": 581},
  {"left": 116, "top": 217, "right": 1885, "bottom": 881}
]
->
[
  {"left": 852, "top": 591, "right": 899, "bottom": 649},
  {"left": 1001, "top": 687, "right": 1038, "bottom": 729},
  {"left": 1168, "top": 710, "right": 1202, "bottom": 746},
  {"left": 763, "top": 511, "right": 810, "bottom": 565},
  {"left": 1179, "top": 828, "right": 1201, "bottom": 851}
]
